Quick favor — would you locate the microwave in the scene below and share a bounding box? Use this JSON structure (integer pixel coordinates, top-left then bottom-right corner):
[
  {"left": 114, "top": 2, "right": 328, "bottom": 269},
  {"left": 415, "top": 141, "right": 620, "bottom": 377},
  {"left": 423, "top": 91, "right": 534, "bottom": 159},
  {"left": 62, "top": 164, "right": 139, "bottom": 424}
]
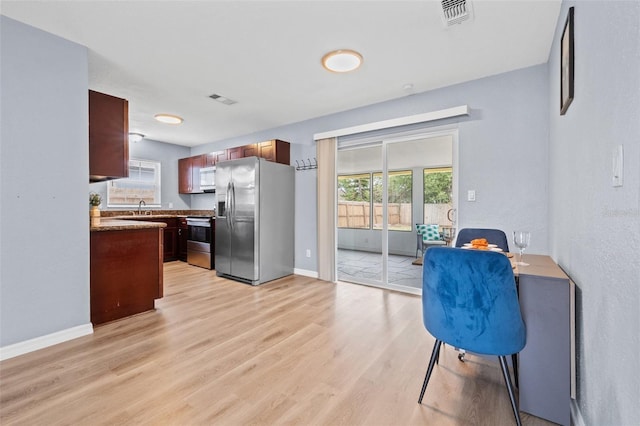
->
[{"left": 200, "top": 166, "right": 216, "bottom": 192}]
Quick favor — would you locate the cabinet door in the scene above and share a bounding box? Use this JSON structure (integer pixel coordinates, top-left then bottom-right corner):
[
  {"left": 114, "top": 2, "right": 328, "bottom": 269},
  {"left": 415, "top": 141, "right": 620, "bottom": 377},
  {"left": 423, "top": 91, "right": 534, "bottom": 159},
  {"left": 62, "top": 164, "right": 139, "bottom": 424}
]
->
[
  {"left": 178, "top": 218, "right": 188, "bottom": 261},
  {"left": 163, "top": 227, "right": 178, "bottom": 261},
  {"left": 179, "top": 155, "right": 206, "bottom": 194},
  {"left": 204, "top": 152, "right": 216, "bottom": 167},
  {"left": 226, "top": 147, "right": 243, "bottom": 160},
  {"left": 214, "top": 150, "right": 227, "bottom": 163},
  {"left": 241, "top": 144, "right": 258, "bottom": 158},
  {"left": 191, "top": 154, "right": 205, "bottom": 193},
  {"left": 258, "top": 140, "right": 276, "bottom": 161},
  {"left": 127, "top": 217, "right": 178, "bottom": 261},
  {"left": 178, "top": 157, "right": 192, "bottom": 194},
  {"left": 89, "top": 90, "right": 129, "bottom": 181},
  {"left": 258, "top": 139, "right": 290, "bottom": 164}
]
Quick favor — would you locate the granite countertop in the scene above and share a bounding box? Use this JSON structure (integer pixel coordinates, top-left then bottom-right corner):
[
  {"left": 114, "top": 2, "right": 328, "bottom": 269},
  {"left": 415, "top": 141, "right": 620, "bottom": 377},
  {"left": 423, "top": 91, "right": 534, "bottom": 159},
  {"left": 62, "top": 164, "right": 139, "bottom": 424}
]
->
[
  {"left": 90, "top": 218, "right": 167, "bottom": 232},
  {"left": 101, "top": 209, "right": 214, "bottom": 218},
  {"left": 110, "top": 214, "right": 187, "bottom": 219}
]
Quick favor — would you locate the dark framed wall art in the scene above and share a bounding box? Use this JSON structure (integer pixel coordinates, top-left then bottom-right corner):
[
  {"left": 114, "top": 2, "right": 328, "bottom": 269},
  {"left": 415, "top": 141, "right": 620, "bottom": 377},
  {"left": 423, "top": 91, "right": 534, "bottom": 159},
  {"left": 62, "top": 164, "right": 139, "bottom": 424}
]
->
[{"left": 560, "top": 7, "right": 575, "bottom": 115}]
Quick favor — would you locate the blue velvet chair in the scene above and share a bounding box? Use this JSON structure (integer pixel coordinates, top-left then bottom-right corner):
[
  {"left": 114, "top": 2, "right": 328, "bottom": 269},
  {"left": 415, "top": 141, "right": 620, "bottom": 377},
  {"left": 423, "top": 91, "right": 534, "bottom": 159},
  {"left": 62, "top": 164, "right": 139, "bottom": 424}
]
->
[
  {"left": 418, "top": 247, "right": 526, "bottom": 426},
  {"left": 455, "top": 228, "right": 510, "bottom": 252}
]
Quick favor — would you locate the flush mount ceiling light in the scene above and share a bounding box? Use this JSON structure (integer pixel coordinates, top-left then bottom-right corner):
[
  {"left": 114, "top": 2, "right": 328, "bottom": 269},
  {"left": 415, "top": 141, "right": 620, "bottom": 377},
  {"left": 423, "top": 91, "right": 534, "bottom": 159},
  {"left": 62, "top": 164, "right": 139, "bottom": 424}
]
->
[
  {"left": 322, "top": 49, "right": 363, "bottom": 73},
  {"left": 154, "top": 113, "right": 183, "bottom": 125},
  {"left": 128, "top": 132, "right": 145, "bottom": 143}
]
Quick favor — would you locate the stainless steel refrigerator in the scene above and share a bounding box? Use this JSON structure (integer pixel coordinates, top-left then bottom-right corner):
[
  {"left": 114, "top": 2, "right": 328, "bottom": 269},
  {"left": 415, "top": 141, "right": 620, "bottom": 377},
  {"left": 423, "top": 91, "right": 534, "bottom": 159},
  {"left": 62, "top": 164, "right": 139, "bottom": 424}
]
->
[{"left": 215, "top": 157, "right": 294, "bottom": 285}]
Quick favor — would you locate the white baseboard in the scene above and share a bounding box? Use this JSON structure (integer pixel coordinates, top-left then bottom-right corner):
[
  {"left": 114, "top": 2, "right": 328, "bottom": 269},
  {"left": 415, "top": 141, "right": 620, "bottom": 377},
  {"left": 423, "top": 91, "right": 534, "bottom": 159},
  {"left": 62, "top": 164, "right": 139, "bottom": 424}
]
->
[
  {"left": 571, "top": 400, "right": 585, "bottom": 426},
  {"left": 294, "top": 268, "right": 318, "bottom": 279},
  {"left": 0, "top": 323, "right": 94, "bottom": 361}
]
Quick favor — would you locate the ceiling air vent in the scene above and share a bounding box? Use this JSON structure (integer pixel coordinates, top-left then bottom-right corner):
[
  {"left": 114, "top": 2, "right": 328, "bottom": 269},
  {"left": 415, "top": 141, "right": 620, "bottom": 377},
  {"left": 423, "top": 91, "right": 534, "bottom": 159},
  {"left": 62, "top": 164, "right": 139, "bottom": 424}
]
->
[
  {"left": 209, "top": 93, "right": 237, "bottom": 106},
  {"left": 441, "top": 0, "right": 473, "bottom": 27}
]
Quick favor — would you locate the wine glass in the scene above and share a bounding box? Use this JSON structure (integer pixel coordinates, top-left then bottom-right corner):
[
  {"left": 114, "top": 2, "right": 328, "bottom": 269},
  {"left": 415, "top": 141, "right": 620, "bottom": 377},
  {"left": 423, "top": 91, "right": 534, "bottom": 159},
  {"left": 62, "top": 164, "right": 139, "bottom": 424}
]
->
[{"left": 513, "top": 231, "right": 531, "bottom": 266}]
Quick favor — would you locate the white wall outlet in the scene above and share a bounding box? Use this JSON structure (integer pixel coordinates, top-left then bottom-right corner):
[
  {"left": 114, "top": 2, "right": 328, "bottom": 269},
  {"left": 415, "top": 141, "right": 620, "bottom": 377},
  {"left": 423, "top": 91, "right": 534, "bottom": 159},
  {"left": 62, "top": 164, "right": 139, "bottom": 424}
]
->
[
  {"left": 168, "top": 202, "right": 173, "bottom": 208},
  {"left": 467, "top": 190, "right": 476, "bottom": 202},
  {"left": 306, "top": 249, "right": 311, "bottom": 258},
  {"left": 612, "top": 145, "right": 624, "bottom": 187}
]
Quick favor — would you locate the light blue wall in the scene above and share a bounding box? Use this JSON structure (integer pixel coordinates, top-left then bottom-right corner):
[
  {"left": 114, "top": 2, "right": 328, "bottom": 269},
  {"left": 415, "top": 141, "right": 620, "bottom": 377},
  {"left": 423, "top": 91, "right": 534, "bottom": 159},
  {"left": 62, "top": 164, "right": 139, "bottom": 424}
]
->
[
  {"left": 192, "top": 64, "right": 550, "bottom": 272},
  {"left": 548, "top": 2, "right": 639, "bottom": 425},
  {"left": 0, "top": 16, "right": 90, "bottom": 346},
  {"left": 1, "top": 4, "right": 636, "bottom": 421},
  {"left": 89, "top": 138, "right": 191, "bottom": 211}
]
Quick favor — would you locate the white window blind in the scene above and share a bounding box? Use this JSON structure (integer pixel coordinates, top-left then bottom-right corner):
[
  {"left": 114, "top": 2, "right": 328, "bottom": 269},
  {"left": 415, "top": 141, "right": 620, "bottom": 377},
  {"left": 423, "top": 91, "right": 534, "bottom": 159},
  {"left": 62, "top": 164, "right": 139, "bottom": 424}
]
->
[{"left": 107, "top": 159, "right": 161, "bottom": 208}]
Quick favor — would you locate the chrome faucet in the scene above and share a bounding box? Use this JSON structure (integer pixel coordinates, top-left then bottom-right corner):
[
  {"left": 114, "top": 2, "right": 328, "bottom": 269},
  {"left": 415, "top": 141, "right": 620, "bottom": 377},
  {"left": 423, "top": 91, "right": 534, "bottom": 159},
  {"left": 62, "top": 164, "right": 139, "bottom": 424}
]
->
[{"left": 138, "top": 200, "right": 146, "bottom": 215}]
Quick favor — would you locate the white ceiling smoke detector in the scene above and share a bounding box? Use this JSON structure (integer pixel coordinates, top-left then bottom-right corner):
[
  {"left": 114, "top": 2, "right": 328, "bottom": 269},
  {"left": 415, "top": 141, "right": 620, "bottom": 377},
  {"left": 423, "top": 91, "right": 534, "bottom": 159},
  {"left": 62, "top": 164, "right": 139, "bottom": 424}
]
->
[{"left": 441, "top": 0, "right": 474, "bottom": 27}]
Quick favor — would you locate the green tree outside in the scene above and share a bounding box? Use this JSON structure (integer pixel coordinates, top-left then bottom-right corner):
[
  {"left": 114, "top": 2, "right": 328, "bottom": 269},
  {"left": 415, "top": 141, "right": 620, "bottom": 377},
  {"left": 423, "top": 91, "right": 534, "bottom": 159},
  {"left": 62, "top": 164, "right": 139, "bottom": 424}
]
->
[
  {"left": 338, "top": 174, "right": 371, "bottom": 202},
  {"left": 339, "top": 170, "right": 451, "bottom": 204},
  {"left": 424, "top": 169, "right": 452, "bottom": 204}
]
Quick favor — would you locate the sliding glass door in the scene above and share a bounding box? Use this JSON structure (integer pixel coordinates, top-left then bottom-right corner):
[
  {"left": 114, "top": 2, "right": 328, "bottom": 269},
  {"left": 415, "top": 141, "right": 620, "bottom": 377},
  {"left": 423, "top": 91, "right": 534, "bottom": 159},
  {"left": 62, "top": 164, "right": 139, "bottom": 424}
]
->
[
  {"left": 336, "top": 132, "right": 455, "bottom": 293},
  {"left": 337, "top": 144, "right": 384, "bottom": 286}
]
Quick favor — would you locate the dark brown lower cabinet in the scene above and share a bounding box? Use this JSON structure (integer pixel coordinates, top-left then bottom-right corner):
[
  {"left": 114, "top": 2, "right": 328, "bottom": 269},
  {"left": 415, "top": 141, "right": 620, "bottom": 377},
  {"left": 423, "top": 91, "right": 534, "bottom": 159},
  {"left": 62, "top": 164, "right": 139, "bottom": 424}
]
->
[
  {"left": 178, "top": 217, "right": 188, "bottom": 261},
  {"left": 90, "top": 227, "right": 163, "bottom": 325},
  {"left": 126, "top": 217, "right": 178, "bottom": 261},
  {"left": 108, "top": 216, "right": 199, "bottom": 264},
  {"left": 163, "top": 226, "right": 177, "bottom": 261}
]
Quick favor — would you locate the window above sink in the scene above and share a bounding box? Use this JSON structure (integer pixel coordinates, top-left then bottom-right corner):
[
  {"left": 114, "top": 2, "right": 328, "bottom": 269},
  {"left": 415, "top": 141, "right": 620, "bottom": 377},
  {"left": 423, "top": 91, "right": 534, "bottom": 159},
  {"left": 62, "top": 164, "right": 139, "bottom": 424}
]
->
[{"left": 107, "top": 159, "right": 161, "bottom": 208}]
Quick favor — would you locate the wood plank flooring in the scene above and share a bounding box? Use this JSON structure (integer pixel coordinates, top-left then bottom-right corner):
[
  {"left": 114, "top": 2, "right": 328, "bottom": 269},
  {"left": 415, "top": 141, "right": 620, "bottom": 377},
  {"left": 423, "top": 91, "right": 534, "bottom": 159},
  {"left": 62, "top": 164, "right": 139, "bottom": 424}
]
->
[{"left": 0, "top": 262, "right": 555, "bottom": 425}]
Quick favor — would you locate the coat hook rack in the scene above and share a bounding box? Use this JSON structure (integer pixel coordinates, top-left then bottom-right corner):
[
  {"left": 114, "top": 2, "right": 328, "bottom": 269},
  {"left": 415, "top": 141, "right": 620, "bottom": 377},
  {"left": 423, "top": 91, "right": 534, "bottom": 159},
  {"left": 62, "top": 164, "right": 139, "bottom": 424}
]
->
[{"left": 295, "top": 158, "right": 317, "bottom": 171}]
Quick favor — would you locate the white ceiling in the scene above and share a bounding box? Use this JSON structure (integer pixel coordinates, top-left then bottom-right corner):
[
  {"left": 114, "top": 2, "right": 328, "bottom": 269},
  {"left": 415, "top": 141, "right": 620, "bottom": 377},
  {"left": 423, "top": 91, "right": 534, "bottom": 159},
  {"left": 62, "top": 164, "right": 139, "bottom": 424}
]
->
[{"left": 2, "top": 0, "right": 561, "bottom": 147}]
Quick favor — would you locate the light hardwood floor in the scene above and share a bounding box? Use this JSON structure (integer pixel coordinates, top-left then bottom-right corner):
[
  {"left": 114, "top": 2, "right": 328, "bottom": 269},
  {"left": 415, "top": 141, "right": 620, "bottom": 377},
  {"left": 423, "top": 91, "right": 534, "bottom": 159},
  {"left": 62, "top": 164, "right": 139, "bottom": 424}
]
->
[{"left": 0, "top": 262, "right": 554, "bottom": 425}]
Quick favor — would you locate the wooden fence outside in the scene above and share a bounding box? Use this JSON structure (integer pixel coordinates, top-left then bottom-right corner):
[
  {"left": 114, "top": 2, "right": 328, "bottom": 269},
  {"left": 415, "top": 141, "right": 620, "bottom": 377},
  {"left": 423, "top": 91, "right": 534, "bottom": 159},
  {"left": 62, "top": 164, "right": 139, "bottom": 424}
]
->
[{"left": 338, "top": 202, "right": 451, "bottom": 230}]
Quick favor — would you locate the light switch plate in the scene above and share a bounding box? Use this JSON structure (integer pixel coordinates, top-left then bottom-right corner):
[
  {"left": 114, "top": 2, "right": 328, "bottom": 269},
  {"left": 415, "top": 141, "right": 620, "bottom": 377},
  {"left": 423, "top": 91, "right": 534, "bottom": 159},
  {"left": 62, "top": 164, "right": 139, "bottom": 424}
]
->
[
  {"left": 612, "top": 145, "right": 624, "bottom": 187},
  {"left": 467, "top": 190, "right": 476, "bottom": 202}
]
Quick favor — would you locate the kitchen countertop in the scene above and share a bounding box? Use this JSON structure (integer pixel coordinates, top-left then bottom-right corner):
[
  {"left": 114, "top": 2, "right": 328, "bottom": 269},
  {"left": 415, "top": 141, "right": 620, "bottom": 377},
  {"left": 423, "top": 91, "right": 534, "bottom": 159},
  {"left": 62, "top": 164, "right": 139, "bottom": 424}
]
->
[
  {"left": 100, "top": 209, "right": 215, "bottom": 218},
  {"left": 110, "top": 214, "right": 187, "bottom": 219},
  {"left": 90, "top": 218, "right": 167, "bottom": 232}
]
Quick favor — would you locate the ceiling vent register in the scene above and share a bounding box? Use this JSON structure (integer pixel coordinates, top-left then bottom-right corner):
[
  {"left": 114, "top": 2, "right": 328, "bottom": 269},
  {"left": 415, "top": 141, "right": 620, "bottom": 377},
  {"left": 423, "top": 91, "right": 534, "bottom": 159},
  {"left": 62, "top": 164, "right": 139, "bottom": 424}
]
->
[
  {"left": 441, "top": 0, "right": 474, "bottom": 26},
  {"left": 209, "top": 93, "right": 237, "bottom": 106}
]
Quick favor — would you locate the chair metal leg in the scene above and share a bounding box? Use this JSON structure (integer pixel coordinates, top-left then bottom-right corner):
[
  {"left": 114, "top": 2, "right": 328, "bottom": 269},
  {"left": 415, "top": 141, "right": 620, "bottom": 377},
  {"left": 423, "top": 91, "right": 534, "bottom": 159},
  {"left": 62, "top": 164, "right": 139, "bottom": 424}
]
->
[
  {"left": 499, "top": 356, "right": 522, "bottom": 426},
  {"left": 418, "top": 339, "right": 442, "bottom": 404},
  {"left": 512, "top": 353, "right": 519, "bottom": 388}
]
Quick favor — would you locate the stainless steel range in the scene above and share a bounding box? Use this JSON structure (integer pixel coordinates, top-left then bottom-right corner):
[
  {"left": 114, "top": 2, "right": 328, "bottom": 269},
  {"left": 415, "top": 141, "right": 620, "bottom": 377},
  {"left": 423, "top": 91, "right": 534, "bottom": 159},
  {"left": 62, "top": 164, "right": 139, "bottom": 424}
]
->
[{"left": 186, "top": 216, "right": 214, "bottom": 269}]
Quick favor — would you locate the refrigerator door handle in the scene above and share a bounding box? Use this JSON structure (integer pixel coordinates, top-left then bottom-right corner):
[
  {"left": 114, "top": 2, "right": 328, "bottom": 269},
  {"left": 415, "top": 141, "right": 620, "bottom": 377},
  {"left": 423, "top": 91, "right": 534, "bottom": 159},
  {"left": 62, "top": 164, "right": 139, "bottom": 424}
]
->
[
  {"left": 232, "top": 182, "right": 236, "bottom": 230},
  {"left": 226, "top": 181, "right": 232, "bottom": 229}
]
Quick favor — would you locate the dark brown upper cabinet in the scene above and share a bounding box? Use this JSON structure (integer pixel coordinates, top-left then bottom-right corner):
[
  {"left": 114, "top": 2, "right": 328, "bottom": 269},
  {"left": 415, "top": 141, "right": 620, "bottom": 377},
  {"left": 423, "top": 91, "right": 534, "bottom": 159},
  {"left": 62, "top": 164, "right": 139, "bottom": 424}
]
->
[
  {"left": 258, "top": 139, "right": 290, "bottom": 164},
  {"left": 178, "top": 154, "right": 205, "bottom": 194},
  {"left": 178, "top": 140, "right": 290, "bottom": 195},
  {"left": 89, "top": 90, "right": 129, "bottom": 182}
]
